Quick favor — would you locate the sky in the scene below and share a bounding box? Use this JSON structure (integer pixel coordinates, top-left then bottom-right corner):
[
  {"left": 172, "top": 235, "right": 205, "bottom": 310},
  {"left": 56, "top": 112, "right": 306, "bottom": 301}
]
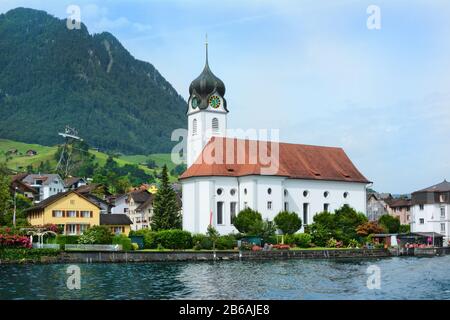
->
[{"left": 1, "top": 0, "right": 449, "bottom": 194}]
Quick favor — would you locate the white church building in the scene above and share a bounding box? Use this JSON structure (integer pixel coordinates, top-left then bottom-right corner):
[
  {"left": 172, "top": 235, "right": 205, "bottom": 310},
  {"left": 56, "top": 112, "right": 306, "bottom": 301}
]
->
[{"left": 180, "top": 44, "right": 370, "bottom": 235}]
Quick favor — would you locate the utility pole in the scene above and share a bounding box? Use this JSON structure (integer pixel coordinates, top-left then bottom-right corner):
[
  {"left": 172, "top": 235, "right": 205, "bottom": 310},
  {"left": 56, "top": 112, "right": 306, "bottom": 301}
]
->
[{"left": 13, "top": 186, "right": 17, "bottom": 228}]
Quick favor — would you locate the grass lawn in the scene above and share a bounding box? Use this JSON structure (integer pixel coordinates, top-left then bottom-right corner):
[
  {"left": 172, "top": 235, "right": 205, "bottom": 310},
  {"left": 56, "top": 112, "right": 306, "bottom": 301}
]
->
[{"left": 0, "top": 139, "right": 178, "bottom": 180}]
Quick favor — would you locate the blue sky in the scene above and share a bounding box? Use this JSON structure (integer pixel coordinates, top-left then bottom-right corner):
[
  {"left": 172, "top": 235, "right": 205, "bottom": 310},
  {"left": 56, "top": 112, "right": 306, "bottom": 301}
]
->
[{"left": 1, "top": 0, "right": 449, "bottom": 194}]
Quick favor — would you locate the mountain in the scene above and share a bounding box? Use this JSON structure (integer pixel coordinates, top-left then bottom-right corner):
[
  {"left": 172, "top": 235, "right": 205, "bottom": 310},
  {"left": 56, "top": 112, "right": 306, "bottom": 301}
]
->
[{"left": 0, "top": 7, "right": 187, "bottom": 154}]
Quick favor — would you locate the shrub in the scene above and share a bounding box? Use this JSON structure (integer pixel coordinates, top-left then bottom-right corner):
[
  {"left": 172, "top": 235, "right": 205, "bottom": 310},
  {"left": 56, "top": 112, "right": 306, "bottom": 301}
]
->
[
  {"left": 356, "top": 221, "right": 386, "bottom": 236},
  {"left": 54, "top": 235, "right": 80, "bottom": 245},
  {"left": 274, "top": 211, "right": 302, "bottom": 235},
  {"left": 0, "top": 234, "right": 31, "bottom": 248},
  {"left": 0, "top": 248, "right": 59, "bottom": 261},
  {"left": 156, "top": 229, "right": 192, "bottom": 250},
  {"left": 399, "top": 224, "right": 410, "bottom": 233},
  {"left": 112, "top": 235, "right": 132, "bottom": 251},
  {"left": 192, "top": 234, "right": 213, "bottom": 250},
  {"left": 130, "top": 229, "right": 158, "bottom": 249},
  {"left": 233, "top": 208, "right": 263, "bottom": 234},
  {"left": 294, "top": 233, "right": 312, "bottom": 248},
  {"left": 131, "top": 243, "right": 139, "bottom": 251},
  {"left": 216, "top": 235, "right": 236, "bottom": 250},
  {"left": 78, "top": 226, "right": 113, "bottom": 245},
  {"left": 327, "top": 238, "right": 343, "bottom": 248},
  {"left": 378, "top": 214, "right": 400, "bottom": 233},
  {"left": 347, "top": 239, "right": 360, "bottom": 248}
]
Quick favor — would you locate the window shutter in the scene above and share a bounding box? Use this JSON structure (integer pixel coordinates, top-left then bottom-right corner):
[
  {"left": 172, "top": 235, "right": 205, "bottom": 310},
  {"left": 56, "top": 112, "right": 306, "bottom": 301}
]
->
[
  {"left": 62, "top": 210, "right": 66, "bottom": 218},
  {"left": 76, "top": 224, "right": 80, "bottom": 234},
  {"left": 76, "top": 211, "right": 80, "bottom": 218},
  {"left": 90, "top": 211, "right": 93, "bottom": 218},
  {"left": 122, "top": 227, "right": 125, "bottom": 233},
  {"left": 52, "top": 210, "right": 56, "bottom": 218}
]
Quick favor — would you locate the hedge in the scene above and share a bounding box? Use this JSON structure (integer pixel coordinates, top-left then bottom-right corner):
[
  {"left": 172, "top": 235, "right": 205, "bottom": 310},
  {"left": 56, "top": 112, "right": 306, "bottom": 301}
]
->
[
  {"left": 0, "top": 248, "right": 60, "bottom": 261},
  {"left": 156, "top": 230, "right": 193, "bottom": 250},
  {"left": 113, "top": 235, "right": 132, "bottom": 251}
]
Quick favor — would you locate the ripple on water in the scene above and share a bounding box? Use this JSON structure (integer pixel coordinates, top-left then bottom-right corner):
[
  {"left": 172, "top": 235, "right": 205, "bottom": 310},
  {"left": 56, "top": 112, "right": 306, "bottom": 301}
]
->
[{"left": 1, "top": 256, "right": 450, "bottom": 299}]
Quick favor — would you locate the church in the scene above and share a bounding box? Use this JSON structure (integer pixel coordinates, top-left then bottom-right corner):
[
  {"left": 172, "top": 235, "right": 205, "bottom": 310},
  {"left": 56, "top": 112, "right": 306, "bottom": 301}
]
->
[{"left": 180, "top": 44, "right": 370, "bottom": 235}]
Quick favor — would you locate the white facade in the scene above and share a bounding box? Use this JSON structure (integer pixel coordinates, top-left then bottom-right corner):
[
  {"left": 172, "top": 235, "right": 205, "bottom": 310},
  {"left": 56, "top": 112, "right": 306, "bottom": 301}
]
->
[
  {"left": 187, "top": 97, "right": 227, "bottom": 167},
  {"left": 182, "top": 175, "right": 367, "bottom": 234},
  {"left": 411, "top": 203, "right": 450, "bottom": 245},
  {"left": 22, "top": 174, "right": 65, "bottom": 203}
]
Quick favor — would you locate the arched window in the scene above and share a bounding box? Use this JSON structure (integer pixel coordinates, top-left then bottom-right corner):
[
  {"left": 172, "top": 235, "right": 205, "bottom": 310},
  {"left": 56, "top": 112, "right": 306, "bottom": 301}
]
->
[
  {"left": 192, "top": 119, "right": 197, "bottom": 136},
  {"left": 212, "top": 117, "right": 219, "bottom": 133}
]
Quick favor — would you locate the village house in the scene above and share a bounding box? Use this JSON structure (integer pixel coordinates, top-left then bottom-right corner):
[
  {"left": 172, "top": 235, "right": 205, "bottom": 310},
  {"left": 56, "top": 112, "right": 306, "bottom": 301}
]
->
[
  {"left": 366, "top": 193, "right": 389, "bottom": 221},
  {"left": 24, "top": 190, "right": 132, "bottom": 236},
  {"left": 10, "top": 173, "right": 38, "bottom": 201},
  {"left": 20, "top": 173, "right": 65, "bottom": 202},
  {"left": 410, "top": 180, "right": 450, "bottom": 245},
  {"left": 386, "top": 197, "right": 411, "bottom": 225},
  {"left": 26, "top": 149, "right": 38, "bottom": 156},
  {"left": 64, "top": 177, "right": 87, "bottom": 190},
  {"left": 112, "top": 190, "right": 153, "bottom": 231}
]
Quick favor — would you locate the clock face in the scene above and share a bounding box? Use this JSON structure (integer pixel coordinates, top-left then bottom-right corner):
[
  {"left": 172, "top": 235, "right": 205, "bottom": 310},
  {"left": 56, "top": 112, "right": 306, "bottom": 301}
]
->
[
  {"left": 209, "top": 95, "right": 221, "bottom": 109},
  {"left": 191, "top": 97, "right": 199, "bottom": 109}
]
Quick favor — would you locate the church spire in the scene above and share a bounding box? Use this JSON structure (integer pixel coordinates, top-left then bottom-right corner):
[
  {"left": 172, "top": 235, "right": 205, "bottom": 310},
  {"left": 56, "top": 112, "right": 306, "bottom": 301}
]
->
[{"left": 205, "top": 33, "right": 209, "bottom": 66}]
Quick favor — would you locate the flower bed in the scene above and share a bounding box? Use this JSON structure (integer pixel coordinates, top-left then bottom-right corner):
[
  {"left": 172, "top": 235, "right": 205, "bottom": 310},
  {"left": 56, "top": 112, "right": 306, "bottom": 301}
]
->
[{"left": 0, "top": 228, "right": 31, "bottom": 248}]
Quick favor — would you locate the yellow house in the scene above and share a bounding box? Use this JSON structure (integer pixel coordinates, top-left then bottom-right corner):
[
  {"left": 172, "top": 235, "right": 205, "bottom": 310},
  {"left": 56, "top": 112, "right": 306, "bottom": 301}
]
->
[{"left": 26, "top": 190, "right": 132, "bottom": 236}]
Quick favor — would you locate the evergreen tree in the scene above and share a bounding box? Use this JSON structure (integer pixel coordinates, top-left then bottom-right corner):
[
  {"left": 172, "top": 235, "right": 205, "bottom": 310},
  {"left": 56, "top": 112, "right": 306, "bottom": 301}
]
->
[
  {"left": 0, "top": 163, "right": 12, "bottom": 225},
  {"left": 150, "top": 165, "right": 181, "bottom": 230}
]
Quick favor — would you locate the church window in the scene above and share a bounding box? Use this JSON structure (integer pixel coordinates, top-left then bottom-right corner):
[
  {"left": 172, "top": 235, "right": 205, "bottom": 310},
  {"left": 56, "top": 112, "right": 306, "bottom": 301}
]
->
[
  {"left": 217, "top": 202, "right": 224, "bottom": 225},
  {"left": 303, "top": 203, "right": 309, "bottom": 225},
  {"left": 284, "top": 202, "right": 289, "bottom": 211},
  {"left": 192, "top": 119, "right": 198, "bottom": 136},
  {"left": 343, "top": 192, "right": 349, "bottom": 199},
  {"left": 212, "top": 118, "right": 219, "bottom": 133},
  {"left": 267, "top": 201, "right": 272, "bottom": 210},
  {"left": 324, "top": 203, "right": 330, "bottom": 212},
  {"left": 324, "top": 191, "right": 329, "bottom": 198},
  {"left": 230, "top": 189, "right": 236, "bottom": 196},
  {"left": 303, "top": 190, "right": 309, "bottom": 197},
  {"left": 244, "top": 188, "right": 248, "bottom": 195},
  {"left": 217, "top": 188, "right": 223, "bottom": 196},
  {"left": 284, "top": 189, "right": 288, "bottom": 196},
  {"left": 267, "top": 188, "right": 272, "bottom": 195}
]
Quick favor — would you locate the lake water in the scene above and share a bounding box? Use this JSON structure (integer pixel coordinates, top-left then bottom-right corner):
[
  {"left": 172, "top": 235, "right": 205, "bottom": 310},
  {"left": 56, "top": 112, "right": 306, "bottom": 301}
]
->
[{"left": 1, "top": 256, "right": 450, "bottom": 300}]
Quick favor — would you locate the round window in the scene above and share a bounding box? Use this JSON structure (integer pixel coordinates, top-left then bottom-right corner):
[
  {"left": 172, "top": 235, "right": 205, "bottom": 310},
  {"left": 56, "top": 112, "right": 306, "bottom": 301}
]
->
[
  {"left": 267, "top": 188, "right": 272, "bottom": 195},
  {"left": 324, "top": 191, "right": 329, "bottom": 198},
  {"left": 230, "top": 189, "right": 236, "bottom": 196},
  {"left": 343, "top": 192, "right": 349, "bottom": 199},
  {"left": 303, "top": 190, "right": 309, "bottom": 197},
  {"left": 244, "top": 188, "right": 248, "bottom": 195},
  {"left": 217, "top": 188, "right": 223, "bottom": 196}
]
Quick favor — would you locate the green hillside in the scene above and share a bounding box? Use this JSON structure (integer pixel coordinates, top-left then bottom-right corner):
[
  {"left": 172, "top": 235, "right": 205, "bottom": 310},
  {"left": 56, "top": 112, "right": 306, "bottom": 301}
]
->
[
  {"left": 0, "top": 139, "right": 176, "bottom": 178},
  {"left": 0, "top": 8, "right": 187, "bottom": 155}
]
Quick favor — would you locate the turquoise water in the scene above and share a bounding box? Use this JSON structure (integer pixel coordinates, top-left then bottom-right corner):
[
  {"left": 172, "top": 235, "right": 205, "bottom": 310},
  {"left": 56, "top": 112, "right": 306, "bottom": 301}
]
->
[{"left": 1, "top": 256, "right": 450, "bottom": 300}]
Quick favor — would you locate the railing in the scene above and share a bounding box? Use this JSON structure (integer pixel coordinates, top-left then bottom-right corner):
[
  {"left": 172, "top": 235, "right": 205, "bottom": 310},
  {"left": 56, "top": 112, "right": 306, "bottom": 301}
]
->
[
  {"left": 64, "top": 244, "right": 123, "bottom": 251},
  {"left": 32, "top": 243, "right": 61, "bottom": 250}
]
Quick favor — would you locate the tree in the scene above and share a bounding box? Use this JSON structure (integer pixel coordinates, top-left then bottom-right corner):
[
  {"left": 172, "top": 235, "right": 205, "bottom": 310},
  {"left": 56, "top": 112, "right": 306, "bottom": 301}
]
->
[
  {"left": 307, "top": 205, "right": 367, "bottom": 246},
  {"left": 356, "top": 221, "right": 386, "bottom": 237},
  {"left": 378, "top": 214, "right": 400, "bottom": 233},
  {"left": 274, "top": 211, "right": 302, "bottom": 235},
  {"left": 233, "top": 208, "right": 263, "bottom": 234},
  {"left": 150, "top": 165, "right": 181, "bottom": 230},
  {"left": 0, "top": 163, "right": 12, "bottom": 225},
  {"left": 399, "top": 224, "right": 410, "bottom": 233},
  {"left": 78, "top": 225, "right": 113, "bottom": 244}
]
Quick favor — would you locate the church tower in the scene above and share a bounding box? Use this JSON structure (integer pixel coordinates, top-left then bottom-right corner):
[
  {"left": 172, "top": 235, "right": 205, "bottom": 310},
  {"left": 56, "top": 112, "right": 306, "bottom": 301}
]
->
[{"left": 186, "top": 39, "right": 228, "bottom": 168}]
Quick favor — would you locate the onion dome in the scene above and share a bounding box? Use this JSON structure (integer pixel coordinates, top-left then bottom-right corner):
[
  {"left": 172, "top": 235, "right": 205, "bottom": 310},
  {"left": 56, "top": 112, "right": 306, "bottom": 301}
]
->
[{"left": 188, "top": 40, "right": 227, "bottom": 110}]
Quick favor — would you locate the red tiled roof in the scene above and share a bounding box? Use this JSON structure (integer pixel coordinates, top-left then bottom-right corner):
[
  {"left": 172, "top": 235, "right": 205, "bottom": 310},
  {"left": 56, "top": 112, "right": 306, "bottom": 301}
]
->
[{"left": 180, "top": 137, "right": 370, "bottom": 183}]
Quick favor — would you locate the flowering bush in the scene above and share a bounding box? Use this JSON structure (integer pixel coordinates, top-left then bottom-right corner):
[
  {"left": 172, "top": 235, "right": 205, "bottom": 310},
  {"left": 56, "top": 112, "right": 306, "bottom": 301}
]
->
[
  {"left": 42, "top": 224, "right": 61, "bottom": 234},
  {"left": 0, "top": 234, "right": 31, "bottom": 248}
]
